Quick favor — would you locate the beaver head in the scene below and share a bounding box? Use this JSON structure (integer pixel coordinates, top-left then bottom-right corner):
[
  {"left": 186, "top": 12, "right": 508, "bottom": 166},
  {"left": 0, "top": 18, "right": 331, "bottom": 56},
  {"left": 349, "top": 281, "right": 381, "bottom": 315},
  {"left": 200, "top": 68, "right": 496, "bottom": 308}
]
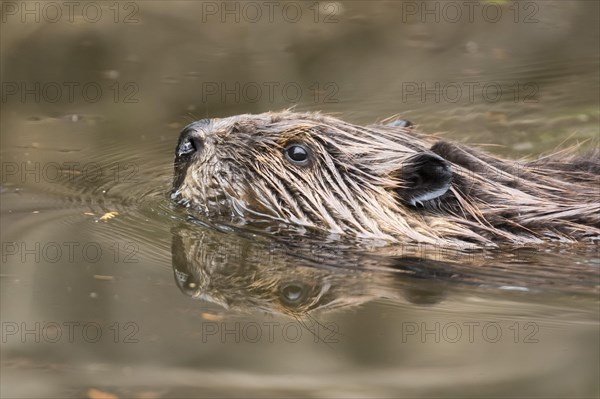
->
[
  {"left": 171, "top": 111, "right": 600, "bottom": 246},
  {"left": 170, "top": 111, "right": 457, "bottom": 241}
]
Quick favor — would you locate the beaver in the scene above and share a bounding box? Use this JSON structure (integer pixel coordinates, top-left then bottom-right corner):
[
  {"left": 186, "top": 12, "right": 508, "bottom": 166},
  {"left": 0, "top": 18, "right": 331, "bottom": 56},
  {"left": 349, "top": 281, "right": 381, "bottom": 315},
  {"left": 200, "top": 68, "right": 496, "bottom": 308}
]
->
[{"left": 171, "top": 111, "right": 600, "bottom": 247}]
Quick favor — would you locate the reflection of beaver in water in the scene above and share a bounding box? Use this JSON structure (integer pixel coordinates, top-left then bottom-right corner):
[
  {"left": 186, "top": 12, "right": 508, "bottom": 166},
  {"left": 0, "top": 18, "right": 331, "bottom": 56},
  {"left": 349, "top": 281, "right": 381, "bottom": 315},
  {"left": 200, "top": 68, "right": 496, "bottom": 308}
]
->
[
  {"left": 170, "top": 225, "right": 451, "bottom": 315},
  {"left": 170, "top": 225, "right": 599, "bottom": 315},
  {"left": 171, "top": 111, "right": 599, "bottom": 247}
]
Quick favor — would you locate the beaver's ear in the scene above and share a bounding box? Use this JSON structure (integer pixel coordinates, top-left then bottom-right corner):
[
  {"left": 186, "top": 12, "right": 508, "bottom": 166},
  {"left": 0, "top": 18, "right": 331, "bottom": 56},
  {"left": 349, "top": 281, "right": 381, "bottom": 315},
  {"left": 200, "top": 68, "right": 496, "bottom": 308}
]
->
[{"left": 394, "top": 152, "right": 452, "bottom": 206}]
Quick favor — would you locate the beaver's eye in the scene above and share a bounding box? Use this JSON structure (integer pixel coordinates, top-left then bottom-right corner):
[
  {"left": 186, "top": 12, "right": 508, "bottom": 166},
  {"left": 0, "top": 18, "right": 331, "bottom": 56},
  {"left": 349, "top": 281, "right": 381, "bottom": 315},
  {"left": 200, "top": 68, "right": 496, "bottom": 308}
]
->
[
  {"left": 284, "top": 144, "right": 310, "bottom": 166},
  {"left": 279, "top": 282, "right": 308, "bottom": 306}
]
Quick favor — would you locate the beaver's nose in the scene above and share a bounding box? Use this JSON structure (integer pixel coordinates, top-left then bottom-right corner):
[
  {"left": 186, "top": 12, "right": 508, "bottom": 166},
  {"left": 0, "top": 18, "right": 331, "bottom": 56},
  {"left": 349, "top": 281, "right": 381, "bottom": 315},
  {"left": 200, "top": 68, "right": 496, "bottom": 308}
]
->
[{"left": 176, "top": 119, "right": 209, "bottom": 156}]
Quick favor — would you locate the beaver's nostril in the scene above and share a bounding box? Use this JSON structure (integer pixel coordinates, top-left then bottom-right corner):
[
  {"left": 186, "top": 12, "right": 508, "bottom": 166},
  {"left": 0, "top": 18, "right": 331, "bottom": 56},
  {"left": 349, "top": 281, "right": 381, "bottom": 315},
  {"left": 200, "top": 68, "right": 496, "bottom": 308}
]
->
[
  {"left": 177, "top": 130, "right": 204, "bottom": 157},
  {"left": 176, "top": 119, "right": 210, "bottom": 157},
  {"left": 177, "top": 138, "right": 194, "bottom": 156}
]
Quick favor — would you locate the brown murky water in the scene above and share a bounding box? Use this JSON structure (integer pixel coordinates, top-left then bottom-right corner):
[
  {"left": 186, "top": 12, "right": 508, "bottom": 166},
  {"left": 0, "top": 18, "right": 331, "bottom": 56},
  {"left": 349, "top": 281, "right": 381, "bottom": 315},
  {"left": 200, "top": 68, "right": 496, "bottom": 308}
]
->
[{"left": 1, "top": 1, "right": 599, "bottom": 398}]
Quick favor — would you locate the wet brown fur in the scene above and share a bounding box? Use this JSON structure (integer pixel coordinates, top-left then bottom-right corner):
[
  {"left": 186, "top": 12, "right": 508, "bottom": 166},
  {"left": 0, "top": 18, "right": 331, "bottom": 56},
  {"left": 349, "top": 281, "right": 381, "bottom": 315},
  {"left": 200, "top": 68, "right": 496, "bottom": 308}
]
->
[{"left": 171, "top": 111, "right": 600, "bottom": 247}]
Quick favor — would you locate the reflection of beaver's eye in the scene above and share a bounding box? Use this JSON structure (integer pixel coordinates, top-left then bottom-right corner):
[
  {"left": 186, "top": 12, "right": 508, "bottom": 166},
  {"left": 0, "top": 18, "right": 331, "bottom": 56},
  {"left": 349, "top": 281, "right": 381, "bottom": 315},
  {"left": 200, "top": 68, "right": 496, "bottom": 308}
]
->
[
  {"left": 284, "top": 144, "right": 310, "bottom": 166},
  {"left": 174, "top": 270, "right": 201, "bottom": 297},
  {"left": 279, "top": 282, "right": 308, "bottom": 306}
]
